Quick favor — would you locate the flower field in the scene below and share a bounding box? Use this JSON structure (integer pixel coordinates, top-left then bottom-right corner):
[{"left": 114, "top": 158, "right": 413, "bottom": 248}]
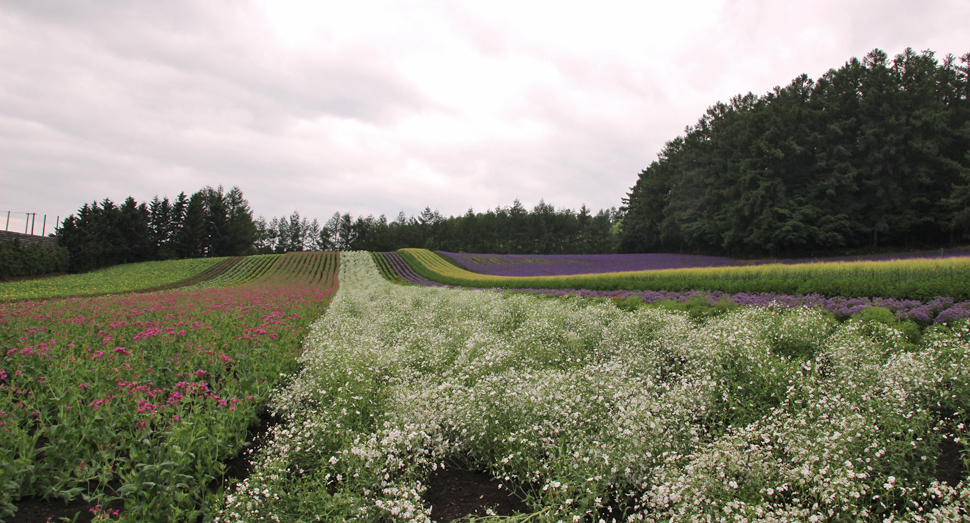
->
[
  {"left": 374, "top": 252, "right": 450, "bottom": 288},
  {"left": 438, "top": 250, "right": 970, "bottom": 278},
  {"left": 187, "top": 255, "right": 284, "bottom": 289},
  {"left": 439, "top": 252, "right": 737, "bottom": 276},
  {"left": 380, "top": 251, "right": 970, "bottom": 323},
  {"left": 221, "top": 251, "right": 970, "bottom": 522},
  {"left": 0, "top": 258, "right": 231, "bottom": 302},
  {"left": 398, "top": 248, "right": 970, "bottom": 302},
  {"left": 0, "top": 252, "right": 338, "bottom": 522}
]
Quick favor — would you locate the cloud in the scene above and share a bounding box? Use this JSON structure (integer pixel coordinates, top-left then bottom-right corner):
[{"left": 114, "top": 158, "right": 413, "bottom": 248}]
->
[{"left": 1, "top": 0, "right": 968, "bottom": 231}]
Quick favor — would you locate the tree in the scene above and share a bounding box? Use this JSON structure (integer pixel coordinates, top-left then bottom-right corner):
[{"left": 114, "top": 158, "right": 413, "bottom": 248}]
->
[
  {"left": 176, "top": 191, "right": 206, "bottom": 259},
  {"left": 620, "top": 47, "right": 970, "bottom": 257}
]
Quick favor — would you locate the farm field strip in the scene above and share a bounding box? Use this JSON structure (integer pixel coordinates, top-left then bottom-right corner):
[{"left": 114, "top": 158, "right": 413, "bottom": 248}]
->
[
  {"left": 0, "top": 257, "right": 227, "bottom": 302},
  {"left": 221, "top": 251, "right": 970, "bottom": 522},
  {"left": 264, "top": 252, "right": 338, "bottom": 287},
  {"left": 371, "top": 252, "right": 410, "bottom": 285},
  {"left": 374, "top": 253, "right": 970, "bottom": 323},
  {"left": 0, "top": 252, "right": 340, "bottom": 522},
  {"left": 399, "top": 248, "right": 970, "bottom": 302},
  {"left": 439, "top": 250, "right": 970, "bottom": 277},
  {"left": 189, "top": 254, "right": 282, "bottom": 289},
  {"left": 379, "top": 251, "right": 451, "bottom": 287},
  {"left": 440, "top": 251, "right": 738, "bottom": 276}
]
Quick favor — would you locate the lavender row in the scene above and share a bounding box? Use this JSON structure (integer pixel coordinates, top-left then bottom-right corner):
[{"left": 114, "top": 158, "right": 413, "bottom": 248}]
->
[
  {"left": 438, "top": 249, "right": 970, "bottom": 277},
  {"left": 507, "top": 288, "right": 970, "bottom": 324},
  {"left": 439, "top": 252, "right": 735, "bottom": 276},
  {"left": 381, "top": 252, "right": 453, "bottom": 288}
]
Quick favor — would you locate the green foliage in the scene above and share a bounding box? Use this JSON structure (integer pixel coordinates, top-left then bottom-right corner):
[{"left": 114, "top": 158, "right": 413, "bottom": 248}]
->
[
  {"left": 0, "top": 240, "right": 69, "bottom": 279},
  {"left": 640, "top": 295, "right": 740, "bottom": 321},
  {"left": 613, "top": 295, "right": 643, "bottom": 311},
  {"left": 856, "top": 305, "right": 896, "bottom": 324},
  {"left": 853, "top": 305, "right": 924, "bottom": 345},
  {"left": 621, "top": 48, "right": 970, "bottom": 257},
  {"left": 320, "top": 200, "right": 623, "bottom": 254},
  {"left": 58, "top": 185, "right": 257, "bottom": 274}
]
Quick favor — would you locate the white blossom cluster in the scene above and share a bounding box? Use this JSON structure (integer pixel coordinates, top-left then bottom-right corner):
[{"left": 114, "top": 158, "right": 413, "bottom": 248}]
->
[{"left": 216, "top": 251, "right": 970, "bottom": 522}]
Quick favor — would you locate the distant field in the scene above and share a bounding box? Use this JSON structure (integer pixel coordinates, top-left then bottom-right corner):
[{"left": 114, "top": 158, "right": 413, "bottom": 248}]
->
[
  {"left": 397, "top": 248, "right": 970, "bottom": 302},
  {"left": 0, "top": 251, "right": 339, "bottom": 520},
  {"left": 0, "top": 257, "right": 227, "bottom": 301},
  {"left": 440, "top": 251, "right": 735, "bottom": 276},
  {"left": 439, "top": 248, "right": 970, "bottom": 277}
]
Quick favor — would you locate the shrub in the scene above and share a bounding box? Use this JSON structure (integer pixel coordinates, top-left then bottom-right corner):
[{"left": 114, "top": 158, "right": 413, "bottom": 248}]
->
[{"left": 0, "top": 239, "right": 69, "bottom": 279}]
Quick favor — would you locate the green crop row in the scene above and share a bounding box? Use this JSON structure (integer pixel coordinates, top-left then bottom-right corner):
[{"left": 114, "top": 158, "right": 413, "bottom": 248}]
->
[
  {"left": 253, "top": 252, "right": 339, "bottom": 287},
  {"left": 370, "top": 252, "right": 409, "bottom": 285},
  {"left": 398, "top": 248, "right": 970, "bottom": 301},
  {"left": 187, "top": 255, "right": 282, "bottom": 289},
  {"left": 0, "top": 257, "right": 226, "bottom": 302}
]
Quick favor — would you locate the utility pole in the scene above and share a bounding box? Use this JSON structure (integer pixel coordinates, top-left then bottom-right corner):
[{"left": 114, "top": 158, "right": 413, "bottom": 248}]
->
[
  {"left": 4, "top": 211, "right": 8, "bottom": 232},
  {"left": 42, "top": 215, "right": 47, "bottom": 236}
]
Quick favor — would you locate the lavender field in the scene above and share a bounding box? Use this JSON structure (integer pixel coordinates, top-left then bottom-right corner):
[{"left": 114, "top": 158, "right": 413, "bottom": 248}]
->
[
  {"left": 384, "top": 250, "right": 970, "bottom": 324},
  {"left": 440, "top": 248, "right": 970, "bottom": 277},
  {"left": 439, "top": 252, "right": 736, "bottom": 276}
]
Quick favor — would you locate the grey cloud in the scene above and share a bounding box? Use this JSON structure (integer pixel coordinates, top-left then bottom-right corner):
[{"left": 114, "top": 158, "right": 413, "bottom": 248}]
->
[{"left": 2, "top": 0, "right": 968, "bottom": 230}]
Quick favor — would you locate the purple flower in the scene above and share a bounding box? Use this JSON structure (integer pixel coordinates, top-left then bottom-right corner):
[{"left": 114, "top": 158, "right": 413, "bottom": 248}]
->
[{"left": 438, "top": 252, "right": 737, "bottom": 276}]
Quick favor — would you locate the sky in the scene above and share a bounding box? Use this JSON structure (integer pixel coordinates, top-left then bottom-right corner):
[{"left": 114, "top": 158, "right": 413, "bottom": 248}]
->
[{"left": 1, "top": 0, "right": 968, "bottom": 234}]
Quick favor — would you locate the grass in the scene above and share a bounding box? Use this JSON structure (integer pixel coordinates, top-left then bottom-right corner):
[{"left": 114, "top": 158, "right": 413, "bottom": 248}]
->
[{"left": 0, "top": 258, "right": 226, "bottom": 302}]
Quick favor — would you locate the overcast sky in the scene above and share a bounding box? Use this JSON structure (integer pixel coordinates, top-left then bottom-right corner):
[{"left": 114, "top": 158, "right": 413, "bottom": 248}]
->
[{"left": 1, "top": 0, "right": 968, "bottom": 233}]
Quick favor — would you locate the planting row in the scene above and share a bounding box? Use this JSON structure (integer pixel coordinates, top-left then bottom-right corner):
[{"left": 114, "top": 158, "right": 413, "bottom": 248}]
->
[
  {"left": 220, "top": 251, "right": 970, "bottom": 522},
  {"left": 0, "top": 252, "right": 339, "bottom": 522},
  {"left": 188, "top": 255, "right": 283, "bottom": 289},
  {"left": 376, "top": 252, "right": 449, "bottom": 287},
  {"left": 397, "top": 248, "right": 970, "bottom": 302}
]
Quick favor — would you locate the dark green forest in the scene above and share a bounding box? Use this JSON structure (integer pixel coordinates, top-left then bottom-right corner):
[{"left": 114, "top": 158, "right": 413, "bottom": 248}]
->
[
  {"left": 620, "top": 48, "right": 970, "bottom": 257},
  {"left": 56, "top": 186, "right": 256, "bottom": 273},
  {"left": 50, "top": 189, "right": 618, "bottom": 274},
  {"left": 314, "top": 201, "right": 621, "bottom": 254}
]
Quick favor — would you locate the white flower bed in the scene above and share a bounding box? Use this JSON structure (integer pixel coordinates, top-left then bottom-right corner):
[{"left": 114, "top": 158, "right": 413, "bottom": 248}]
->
[{"left": 218, "top": 252, "right": 970, "bottom": 522}]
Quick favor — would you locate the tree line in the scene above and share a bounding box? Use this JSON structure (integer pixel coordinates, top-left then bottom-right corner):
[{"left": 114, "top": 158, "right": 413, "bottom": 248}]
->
[
  {"left": 50, "top": 188, "right": 619, "bottom": 274},
  {"left": 620, "top": 48, "right": 970, "bottom": 257},
  {"left": 57, "top": 186, "right": 256, "bottom": 273},
  {"left": 256, "top": 200, "right": 622, "bottom": 255}
]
